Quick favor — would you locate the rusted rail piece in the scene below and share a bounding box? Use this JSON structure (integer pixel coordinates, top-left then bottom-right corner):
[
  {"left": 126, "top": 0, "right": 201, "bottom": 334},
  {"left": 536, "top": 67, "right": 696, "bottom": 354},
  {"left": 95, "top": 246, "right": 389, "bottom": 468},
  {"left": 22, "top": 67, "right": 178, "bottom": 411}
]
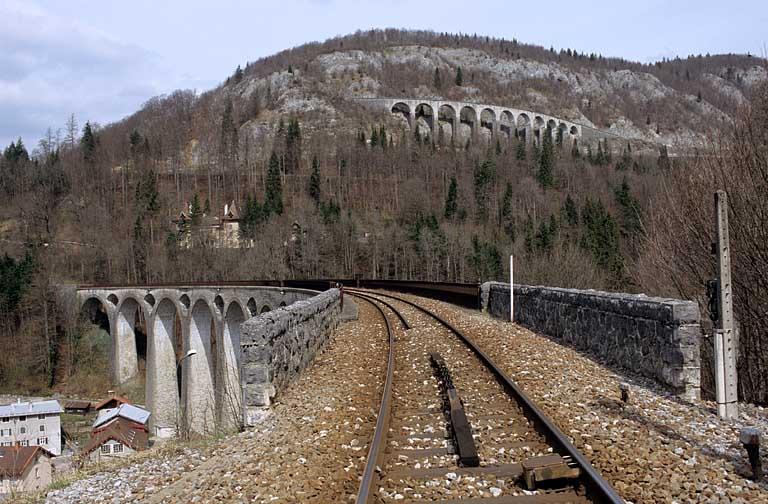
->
[
  {"left": 352, "top": 289, "right": 624, "bottom": 504},
  {"left": 430, "top": 352, "right": 480, "bottom": 467}
]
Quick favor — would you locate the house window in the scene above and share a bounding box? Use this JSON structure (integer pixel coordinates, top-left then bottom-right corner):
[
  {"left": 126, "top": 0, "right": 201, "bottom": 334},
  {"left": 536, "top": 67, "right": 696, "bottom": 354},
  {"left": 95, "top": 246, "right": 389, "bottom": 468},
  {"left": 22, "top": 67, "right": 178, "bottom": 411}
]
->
[
  {"left": 100, "top": 444, "right": 111, "bottom": 454},
  {"left": 38, "top": 414, "right": 45, "bottom": 420},
  {"left": 20, "top": 427, "right": 26, "bottom": 434},
  {"left": 1, "top": 441, "right": 11, "bottom": 446},
  {"left": 38, "top": 437, "right": 48, "bottom": 445},
  {"left": 18, "top": 416, "right": 26, "bottom": 421},
  {"left": 0, "top": 428, "right": 10, "bottom": 436},
  {"left": 39, "top": 425, "right": 45, "bottom": 432},
  {"left": 113, "top": 443, "right": 123, "bottom": 453},
  {"left": 18, "top": 440, "right": 29, "bottom": 446},
  {"left": 1, "top": 417, "right": 8, "bottom": 423},
  {"left": 35, "top": 467, "right": 40, "bottom": 478}
]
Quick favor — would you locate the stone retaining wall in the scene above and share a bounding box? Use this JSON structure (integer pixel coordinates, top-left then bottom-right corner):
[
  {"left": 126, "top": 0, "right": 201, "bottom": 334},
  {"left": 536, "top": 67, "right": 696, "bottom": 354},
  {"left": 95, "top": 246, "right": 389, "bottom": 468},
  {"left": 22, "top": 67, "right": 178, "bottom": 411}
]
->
[
  {"left": 240, "top": 289, "right": 341, "bottom": 424},
  {"left": 481, "top": 282, "right": 701, "bottom": 399}
]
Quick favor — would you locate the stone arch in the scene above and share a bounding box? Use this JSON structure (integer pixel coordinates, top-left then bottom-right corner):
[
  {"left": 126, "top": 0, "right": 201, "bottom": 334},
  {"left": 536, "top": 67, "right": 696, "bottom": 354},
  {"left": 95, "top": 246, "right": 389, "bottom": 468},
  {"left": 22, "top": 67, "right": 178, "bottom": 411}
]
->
[
  {"left": 547, "top": 119, "right": 557, "bottom": 131},
  {"left": 79, "top": 297, "right": 112, "bottom": 379},
  {"left": 246, "top": 298, "right": 258, "bottom": 317},
  {"left": 278, "top": 301, "right": 287, "bottom": 308},
  {"left": 260, "top": 305, "right": 272, "bottom": 314},
  {"left": 499, "top": 111, "right": 514, "bottom": 138},
  {"left": 557, "top": 123, "right": 569, "bottom": 146},
  {"left": 459, "top": 106, "right": 477, "bottom": 140},
  {"left": 147, "top": 298, "right": 180, "bottom": 435},
  {"left": 570, "top": 125, "right": 579, "bottom": 136},
  {"left": 480, "top": 108, "right": 496, "bottom": 131},
  {"left": 517, "top": 113, "right": 531, "bottom": 142},
  {"left": 218, "top": 302, "right": 245, "bottom": 430},
  {"left": 414, "top": 103, "right": 434, "bottom": 139},
  {"left": 214, "top": 295, "right": 225, "bottom": 315},
  {"left": 107, "top": 293, "right": 118, "bottom": 306},
  {"left": 438, "top": 104, "right": 456, "bottom": 144},
  {"left": 81, "top": 297, "right": 110, "bottom": 332},
  {"left": 187, "top": 300, "right": 216, "bottom": 434},
  {"left": 114, "top": 297, "right": 146, "bottom": 384},
  {"left": 533, "top": 116, "right": 545, "bottom": 144},
  {"left": 391, "top": 102, "right": 411, "bottom": 126}
]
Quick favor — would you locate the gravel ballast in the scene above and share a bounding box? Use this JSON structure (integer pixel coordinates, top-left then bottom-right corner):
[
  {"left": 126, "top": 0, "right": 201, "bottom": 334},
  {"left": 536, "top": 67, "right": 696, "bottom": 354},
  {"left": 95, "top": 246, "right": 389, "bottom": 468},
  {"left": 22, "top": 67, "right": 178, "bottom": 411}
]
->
[{"left": 395, "top": 293, "right": 768, "bottom": 504}]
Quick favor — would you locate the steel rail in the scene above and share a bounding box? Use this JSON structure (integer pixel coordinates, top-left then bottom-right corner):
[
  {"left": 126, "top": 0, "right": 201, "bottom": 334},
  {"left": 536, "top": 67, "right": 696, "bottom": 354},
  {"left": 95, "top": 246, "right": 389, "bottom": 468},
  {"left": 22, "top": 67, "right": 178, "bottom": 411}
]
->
[
  {"left": 349, "top": 291, "right": 411, "bottom": 330},
  {"left": 351, "top": 289, "right": 625, "bottom": 504},
  {"left": 348, "top": 293, "right": 398, "bottom": 504}
]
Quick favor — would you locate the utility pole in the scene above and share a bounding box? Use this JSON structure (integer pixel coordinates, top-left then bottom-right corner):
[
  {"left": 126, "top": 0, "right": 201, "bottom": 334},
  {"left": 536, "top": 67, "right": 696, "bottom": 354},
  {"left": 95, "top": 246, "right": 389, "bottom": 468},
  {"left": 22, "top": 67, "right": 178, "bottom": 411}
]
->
[
  {"left": 714, "top": 190, "right": 738, "bottom": 419},
  {"left": 509, "top": 254, "right": 514, "bottom": 322}
]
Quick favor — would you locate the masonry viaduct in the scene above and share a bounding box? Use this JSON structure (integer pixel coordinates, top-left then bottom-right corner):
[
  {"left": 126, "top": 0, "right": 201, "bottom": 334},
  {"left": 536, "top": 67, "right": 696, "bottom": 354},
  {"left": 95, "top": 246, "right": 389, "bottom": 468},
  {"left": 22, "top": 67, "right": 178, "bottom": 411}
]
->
[
  {"left": 355, "top": 97, "right": 608, "bottom": 145},
  {"left": 76, "top": 285, "right": 318, "bottom": 437}
]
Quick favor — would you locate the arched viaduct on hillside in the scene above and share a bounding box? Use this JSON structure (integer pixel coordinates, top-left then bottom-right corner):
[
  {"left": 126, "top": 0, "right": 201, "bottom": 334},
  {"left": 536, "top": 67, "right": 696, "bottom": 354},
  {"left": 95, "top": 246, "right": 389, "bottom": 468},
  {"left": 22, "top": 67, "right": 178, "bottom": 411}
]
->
[
  {"left": 355, "top": 97, "right": 605, "bottom": 145},
  {"left": 76, "top": 286, "right": 317, "bottom": 436}
]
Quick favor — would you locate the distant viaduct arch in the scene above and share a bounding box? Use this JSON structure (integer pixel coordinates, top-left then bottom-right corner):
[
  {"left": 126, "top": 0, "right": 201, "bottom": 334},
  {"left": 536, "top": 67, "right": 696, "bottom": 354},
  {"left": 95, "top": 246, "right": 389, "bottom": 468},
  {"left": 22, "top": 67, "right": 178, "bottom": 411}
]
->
[
  {"left": 75, "top": 285, "right": 318, "bottom": 437},
  {"left": 356, "top": 97, "right": 599, "bottom": 145}
]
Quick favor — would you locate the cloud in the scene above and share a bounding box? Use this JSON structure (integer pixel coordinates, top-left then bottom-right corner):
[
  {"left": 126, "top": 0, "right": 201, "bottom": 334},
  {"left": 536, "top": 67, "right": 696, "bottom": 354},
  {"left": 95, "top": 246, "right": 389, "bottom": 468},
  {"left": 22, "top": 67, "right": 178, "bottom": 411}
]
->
[{"left": 0, "top": 1, "right": 163, "bottom": 148}]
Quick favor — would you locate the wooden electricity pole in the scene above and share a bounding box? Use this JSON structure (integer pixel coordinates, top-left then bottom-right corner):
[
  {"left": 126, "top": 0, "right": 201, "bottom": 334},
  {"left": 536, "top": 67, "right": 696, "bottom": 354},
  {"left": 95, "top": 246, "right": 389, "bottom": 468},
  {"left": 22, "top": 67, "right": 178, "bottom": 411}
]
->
[{"left": 714, "top": 190, "right": 738, "bottom": 419}]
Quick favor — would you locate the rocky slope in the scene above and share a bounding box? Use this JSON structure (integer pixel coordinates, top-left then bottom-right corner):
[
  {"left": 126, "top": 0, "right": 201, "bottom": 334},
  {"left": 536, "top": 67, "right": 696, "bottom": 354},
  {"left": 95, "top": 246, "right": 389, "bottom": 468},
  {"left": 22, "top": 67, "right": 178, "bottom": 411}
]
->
[{"left": 215, "top": 32, "right": 767, "bottom": 148}]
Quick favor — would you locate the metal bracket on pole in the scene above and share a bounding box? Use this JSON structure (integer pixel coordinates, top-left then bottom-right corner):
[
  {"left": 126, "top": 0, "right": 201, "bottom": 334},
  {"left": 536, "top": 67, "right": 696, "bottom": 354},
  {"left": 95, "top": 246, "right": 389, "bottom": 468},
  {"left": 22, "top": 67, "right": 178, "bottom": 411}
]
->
[{"left": 714, "top": 190, "right": 738, "bottom": 419}]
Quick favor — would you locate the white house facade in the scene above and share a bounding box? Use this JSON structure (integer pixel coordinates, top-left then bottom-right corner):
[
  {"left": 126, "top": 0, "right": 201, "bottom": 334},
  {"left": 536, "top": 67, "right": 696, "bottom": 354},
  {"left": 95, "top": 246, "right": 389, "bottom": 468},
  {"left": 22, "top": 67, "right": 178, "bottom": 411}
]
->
[{"left": 0, "top": 400, "right": 63, "bottom": 456}]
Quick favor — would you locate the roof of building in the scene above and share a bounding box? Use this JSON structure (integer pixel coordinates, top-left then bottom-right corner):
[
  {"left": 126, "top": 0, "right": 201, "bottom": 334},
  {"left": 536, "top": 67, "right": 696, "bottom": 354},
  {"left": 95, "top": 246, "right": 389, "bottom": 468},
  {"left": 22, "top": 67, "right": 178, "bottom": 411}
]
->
[
  {"left": 93, "top": 403, "right": 150, "bottom": 429},
  {"left": 0, "top": 446, "right": 52, "bottom": 478},
  {"left": 64, "top": 400, "right": 92, "bottom": 410},
  {"left": 0, "top": 399, "right": 63, "bottom": 419},
  {"left": 81, "top": 418, "right": 149, "bottom": 458},
  {"left": 94, "top": 395, "right": 131, "bottom": 411}
]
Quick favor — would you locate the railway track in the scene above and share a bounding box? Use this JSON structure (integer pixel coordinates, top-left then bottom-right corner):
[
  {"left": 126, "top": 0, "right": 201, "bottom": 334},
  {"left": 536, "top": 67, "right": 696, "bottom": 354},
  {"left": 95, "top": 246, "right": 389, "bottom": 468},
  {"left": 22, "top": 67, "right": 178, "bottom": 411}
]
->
[{"left": 349, "top": 290, "right": 624, "bottom": 504}]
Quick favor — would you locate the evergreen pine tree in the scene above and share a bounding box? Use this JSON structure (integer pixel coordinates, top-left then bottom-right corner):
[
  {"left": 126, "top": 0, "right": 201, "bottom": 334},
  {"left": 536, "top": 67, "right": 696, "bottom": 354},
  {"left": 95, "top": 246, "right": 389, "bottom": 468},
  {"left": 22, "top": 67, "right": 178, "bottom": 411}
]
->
[
  {"left": 190, "top": 194, "right": 202, "bottom": 226},
  {"left": 379, "top": 125, "right": 387, "bottom": 150},
  {"left": 563, "top": 195, "right": 579, "bottom": 226},
  {"left": 433, "top": 67, "right": 442, "bottom": 89},
  {"left": 536, "top": 126, "right": 555, "bottom": 188},
  {"left": 571, "top": 139, "right": 580, "bottom": 158},
  {"left": 455, "top": 67, "right": 463, "bottom": 86},
  {"left": 515, "top": 139, "right": 527, "bottom": 160},
  {"left": 614, "top": 178, "right": 643, "bottom": 238},
  {"left": 264, "top": 151, "right": 283, "bottom": 216},
  {"left": 523, "top": 216, "right": 535, "bottom": 253},
  {"left": 444, "top": 176, "right": 458, "bottom": 219},
  {"left": 370, "top": 126, "right": 379, "bottom": 147},
  {"left": 500, "top": 182, "right": 515, "bottom": 240},
  {"left": 81, "top": 122, "right": 97, "bottom": 162},
  {"left": 473, "top": 159, "right": 495, "bottom": 223},
  {"left": 204, "top": 198, "right": 211, "bottom": 215},
  {"left": 308, "top": 156, "right": 321, "bottom": 206}
]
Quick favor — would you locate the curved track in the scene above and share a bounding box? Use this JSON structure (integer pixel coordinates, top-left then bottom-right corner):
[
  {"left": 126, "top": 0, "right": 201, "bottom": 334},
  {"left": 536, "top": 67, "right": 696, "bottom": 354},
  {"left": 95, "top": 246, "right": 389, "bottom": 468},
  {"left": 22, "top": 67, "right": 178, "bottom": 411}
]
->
[{"left": 349, "top": 290, "right": 624, "bottom": 504}]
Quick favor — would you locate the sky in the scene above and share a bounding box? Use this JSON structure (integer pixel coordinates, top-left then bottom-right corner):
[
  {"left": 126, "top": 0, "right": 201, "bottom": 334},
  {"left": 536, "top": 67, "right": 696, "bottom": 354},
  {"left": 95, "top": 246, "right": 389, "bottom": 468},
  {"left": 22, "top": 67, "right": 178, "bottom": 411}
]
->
[{"left": 1, "top": 0, "right": 766, "bottom": 149}]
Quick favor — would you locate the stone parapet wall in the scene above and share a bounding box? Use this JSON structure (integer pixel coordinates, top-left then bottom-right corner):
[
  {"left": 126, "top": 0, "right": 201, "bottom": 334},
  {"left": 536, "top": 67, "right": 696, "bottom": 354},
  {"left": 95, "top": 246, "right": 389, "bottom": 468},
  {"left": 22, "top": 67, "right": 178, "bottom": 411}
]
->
[
  {"left": 481, "top": 282, "right": 701, "bottom": 399},
  {"left": 240, "top": 289, "right": 341, "bottom": 424}
]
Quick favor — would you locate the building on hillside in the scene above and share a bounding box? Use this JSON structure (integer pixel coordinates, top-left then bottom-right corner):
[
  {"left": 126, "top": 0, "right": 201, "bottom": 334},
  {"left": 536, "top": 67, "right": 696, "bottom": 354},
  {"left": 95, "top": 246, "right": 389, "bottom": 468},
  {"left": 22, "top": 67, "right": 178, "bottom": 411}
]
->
[
  {"left": 172, "top": 200, "right": 244, "bottom": 248},
  {"left": 93, "top": 396, "right": 130, "bottom": 412},
  {"left": 0, "top": 446, "right": 53, "bottom": 495},
  {"left": 63, "top": 400, "right": 93, "bottom": 415},
  {"left": 0, "top": 400, "right": 63, "bottom": 456},
  {"left": 92, "top": 404, "right": 150, "bottom": 431},
  {"left": 81, "top": 417, "right": 149, "bottom": 463}
]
